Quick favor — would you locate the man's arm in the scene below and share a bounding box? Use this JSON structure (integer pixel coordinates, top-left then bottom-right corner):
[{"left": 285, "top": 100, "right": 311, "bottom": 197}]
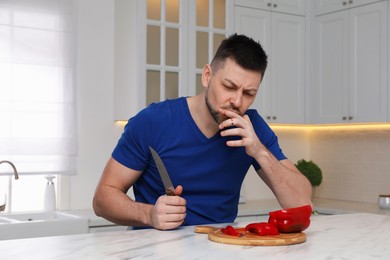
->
[
  {"left": 218, "top": 108, "right": 312, "bottom": 208},
  {"left": 93, "top": 156, "right": 186, "bottom": 230},
  {"left": 255, "top": 157, "right": 312, "bottom": 208}
]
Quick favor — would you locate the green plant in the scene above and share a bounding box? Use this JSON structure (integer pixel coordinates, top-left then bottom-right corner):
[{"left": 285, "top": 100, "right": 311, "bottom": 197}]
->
[{"left": 295, "top": 159, "right": 323, "bottom": 187}]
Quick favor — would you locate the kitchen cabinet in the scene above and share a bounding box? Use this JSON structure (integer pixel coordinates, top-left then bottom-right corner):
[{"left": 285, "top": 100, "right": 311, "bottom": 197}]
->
[
  {"left": 388, "top": 0, "right": 390, "bottom": 122},
  {"left": 234, "top": 2, "right": 306, "bottom": 123},
  {"left": 114, "top": 0, "right": 231, "bottom": 120},
  {"left": 235, "top": 0, "right": 306, "bottom": 16},
  {"left": 310, "top": 1, "right": 387, "bottom": 124},
  {"left": 188, "top": 0, "right": 232, "bottom": 96},
  {"left": 314, "top": 0, "right": 383, "bottom": 15},
  {"left": 235, "top": 214, "right": 267, "bottom": 222},
  {"left": 114, "top": 0, "right": 188, "bottom": 120},
  {"left": 89, "top": 225, "right": 127, "bottom": 233}
]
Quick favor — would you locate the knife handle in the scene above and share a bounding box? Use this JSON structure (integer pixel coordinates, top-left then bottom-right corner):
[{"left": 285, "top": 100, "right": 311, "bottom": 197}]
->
[{"left": 166, "top": 188, "right": 176, "bottom": 196}]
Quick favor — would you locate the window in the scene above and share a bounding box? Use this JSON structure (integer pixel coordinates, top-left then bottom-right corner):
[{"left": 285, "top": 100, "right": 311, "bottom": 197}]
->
[{"left": 0, "top": 0, "right": 76, "bottom": 212}]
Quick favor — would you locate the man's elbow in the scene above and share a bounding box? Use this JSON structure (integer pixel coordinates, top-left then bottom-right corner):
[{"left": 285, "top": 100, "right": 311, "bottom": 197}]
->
[{"left": 92, "top": 191, "right": 104, "bottom": 217}]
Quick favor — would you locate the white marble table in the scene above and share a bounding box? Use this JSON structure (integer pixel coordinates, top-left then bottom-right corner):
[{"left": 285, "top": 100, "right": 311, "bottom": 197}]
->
[{"left": 1, "top": 213, "right": 389, "bottom": 259}]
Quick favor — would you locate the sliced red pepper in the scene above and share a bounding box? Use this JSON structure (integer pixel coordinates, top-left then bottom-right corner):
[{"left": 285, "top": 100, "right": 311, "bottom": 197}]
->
[
  {"left": 245, "top": 222, "right": 279, "bottom": 236},
  {"left": 221, "top": 225, "right": 240, "bottom": 236},
  {"left": 268, "top": 204, "right": 312, "bottom": 233}
]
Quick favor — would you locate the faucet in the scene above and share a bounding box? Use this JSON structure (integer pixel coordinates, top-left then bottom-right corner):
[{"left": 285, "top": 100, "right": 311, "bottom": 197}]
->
[{"left": 0, "top": 160, "right": 19, "bottom": 212}]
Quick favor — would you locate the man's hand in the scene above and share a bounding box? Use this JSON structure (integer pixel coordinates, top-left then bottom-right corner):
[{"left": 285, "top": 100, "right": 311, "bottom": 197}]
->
[
  {"left": 218, "top": 108, "right": 261, "bottom": 158},
  {"left": 150, "top": 185, "right": 187, "bottom": 230}
]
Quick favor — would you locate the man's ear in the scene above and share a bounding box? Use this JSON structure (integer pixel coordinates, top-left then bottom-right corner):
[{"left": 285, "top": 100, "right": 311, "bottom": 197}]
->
[{"left": 201, "top": 64, "right": 212, "bottom": 88}]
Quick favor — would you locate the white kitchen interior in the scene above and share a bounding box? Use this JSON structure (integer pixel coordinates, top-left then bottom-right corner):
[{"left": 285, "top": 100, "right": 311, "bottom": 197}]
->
[
  {"left": 1, "top": 0, "right": 390, "bottom": 257},
  {"left": 68, "top": 0, "right": 390, "bottom": 208}
]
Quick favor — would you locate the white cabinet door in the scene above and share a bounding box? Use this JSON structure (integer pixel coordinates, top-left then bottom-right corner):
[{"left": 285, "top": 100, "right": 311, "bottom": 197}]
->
[
  {"left": 388, "top": 0, "right": 390, "bottom": 122},
  {"left": 311, "top": 1, "right": 387, "bottom": 123},
  {"left": 89, "top": 225, "right": 128, "bottom": 233},
  {"left": 235, "top": 215, "right": 268, "bottom": 222},
  {"left": 234, "top": 7, "right": 271, "bottom": 121},
  {"left": 234, "top": 6, "right": 305, "bottom": 123},
  {"left": 312, "top": 10, "right": 349, "bottom": 123},
  {"left": 235, "top": 0, "right": 306, "bottom": 15},
  {"left": 234, "top": 0, "right": 272, "bottom": 9},
  {"left": 315, "top": 0, "right": 350, "bottom": 15},
  {"left": 270, "top": 12, "right": 305, "bottom": 124},
  {"left": 273, "top": 0, "right": 306, "bottom": 15},
  {"left": 314, "top": 0, "right": 381, "bottom": 15},
  {"left": 348, "top": 1, "right": 387, "bottom": 122}
]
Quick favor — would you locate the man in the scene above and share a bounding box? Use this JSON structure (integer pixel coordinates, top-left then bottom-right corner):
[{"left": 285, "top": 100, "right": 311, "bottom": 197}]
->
[{"left": 93, "top": 34, "right": 312, "bottom": 230}]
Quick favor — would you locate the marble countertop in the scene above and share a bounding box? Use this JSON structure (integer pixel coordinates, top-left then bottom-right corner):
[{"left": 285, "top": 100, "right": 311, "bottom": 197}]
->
[{"left": 0, "top": 213, "right": 389, "bottom": 259}]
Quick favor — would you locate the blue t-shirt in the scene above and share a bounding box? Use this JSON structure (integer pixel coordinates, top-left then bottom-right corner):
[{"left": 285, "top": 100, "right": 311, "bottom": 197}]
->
[{"left": 112, "top": 97, "right": 286, "bottom": 226}]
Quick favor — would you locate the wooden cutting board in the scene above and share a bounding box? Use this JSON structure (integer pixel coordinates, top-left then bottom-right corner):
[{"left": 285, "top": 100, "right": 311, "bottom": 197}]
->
[{"left": 194, "top": 226, "right": 306, "bottom": 246}]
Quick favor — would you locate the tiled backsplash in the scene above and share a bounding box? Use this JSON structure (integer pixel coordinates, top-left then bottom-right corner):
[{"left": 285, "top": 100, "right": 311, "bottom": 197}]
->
[{"left": 310, "top": 128, "right": 390, "bottom": 203}]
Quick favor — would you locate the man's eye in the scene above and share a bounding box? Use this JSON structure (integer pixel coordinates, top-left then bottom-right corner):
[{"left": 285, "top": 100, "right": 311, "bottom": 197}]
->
[{"left": 244, "top": 92, "right": 255, "bottom": 97}]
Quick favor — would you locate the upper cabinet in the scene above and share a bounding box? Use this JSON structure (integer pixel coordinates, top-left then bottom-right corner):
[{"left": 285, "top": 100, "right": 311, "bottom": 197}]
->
[
  {"left": 114, "top": 0, "right": 230, "bottom": 120},
  {"left": 235, "top": 0, "right": 306, "bottom": 15},
  {"left": 234, "top": 0, "right": 306, "bottom": 124},
  {"left": 141, "top": 0, "right": 185, "bottom": 108},
  {"left": 188, "top": 0, "right": 231, "bottom": 96},
  {"left": 314, "top": 0, "right": 383, "bottom": 15},
  {"left": 310, "top": 1, "right": 388, "bottom": 124},
  {"left": 115, "top": 0, "right": 388, "bottom": 124},
  {"left": 389, "top": 0, "right": 390, "bottom": 122}
]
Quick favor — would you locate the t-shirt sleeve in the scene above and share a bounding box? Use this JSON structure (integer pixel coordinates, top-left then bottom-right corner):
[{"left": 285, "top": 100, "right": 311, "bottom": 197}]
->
[
  {"left": 249, "top": 110, "right": 287, "bottom": 171},
  {"left": 112, "top": 107, "right": 153, "bottom": 171}
]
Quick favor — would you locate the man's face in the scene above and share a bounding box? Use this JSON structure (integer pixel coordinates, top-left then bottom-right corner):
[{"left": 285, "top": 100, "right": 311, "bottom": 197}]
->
[{"left": 203, "top": 58, "right": 262, "bottom": 124}]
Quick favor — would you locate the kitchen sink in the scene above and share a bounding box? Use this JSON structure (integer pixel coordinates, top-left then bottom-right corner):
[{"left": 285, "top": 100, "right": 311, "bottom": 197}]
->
[
  {"left": 0, "top": 217, "right": 13, "bottom": 224},
  {"left": 3, "top": 211, "right": 80, "bottom": 222},
  {"left": 0, "top": 211, "right": 89, "bottom": 240}
]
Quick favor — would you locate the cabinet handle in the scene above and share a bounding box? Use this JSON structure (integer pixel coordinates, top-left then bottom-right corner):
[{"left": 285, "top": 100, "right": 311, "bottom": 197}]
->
[
  {"left": 348, "top": 116, "right": 353, "bottom": 120},
  {"left": 267, "top": 2, "right": 271, "bottom": 7},
  {"left": 342, "top": 1, "right": 347, "bottom": 5},
  {"left": 273, "top": 4, "right": 277, "bottom": 8},
  {"left": 266, "top": 116, "right": 277, "bottom": 120},
  {"left": 349, "top": 0, "right": 353, "bottom": 4},
  {"left": 342, "top": 116, "right": 347, "bottom": 120}
]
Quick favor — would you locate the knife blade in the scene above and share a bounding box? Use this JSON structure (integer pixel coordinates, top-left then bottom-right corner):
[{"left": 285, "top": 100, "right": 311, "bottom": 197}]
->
[{"left": 149, "top": 146, "right": 176, "bottom": 196}]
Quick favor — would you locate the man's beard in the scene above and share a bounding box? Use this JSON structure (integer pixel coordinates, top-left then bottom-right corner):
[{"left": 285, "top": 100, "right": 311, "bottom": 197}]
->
[
  {"left": 205, "top": 91, "right": 221, "bottom": 124},
  {"left": 205, "top": 85, "right": 241, "bottom": 124}
]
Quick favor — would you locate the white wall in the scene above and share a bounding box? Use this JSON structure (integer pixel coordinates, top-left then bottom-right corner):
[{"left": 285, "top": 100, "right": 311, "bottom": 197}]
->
[{"left": 65, "top": 0, "right": 122, "bottom": 209}]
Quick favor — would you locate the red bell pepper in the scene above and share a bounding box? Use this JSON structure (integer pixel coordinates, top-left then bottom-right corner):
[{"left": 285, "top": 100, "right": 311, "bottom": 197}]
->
[
  {"left": 245, "top": 222, "right": 279, "bottom": 236},
  {"left": 221, "top": 225, "right": 240, "bottom": 236},
  {"left": 268, "top": 204, "right": 312, "bottom": 233}
]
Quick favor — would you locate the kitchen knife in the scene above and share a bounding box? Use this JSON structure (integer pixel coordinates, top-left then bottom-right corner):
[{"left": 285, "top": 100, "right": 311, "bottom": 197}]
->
[{"left": 149, "top": 146, "right": 176, "bottom": 196}]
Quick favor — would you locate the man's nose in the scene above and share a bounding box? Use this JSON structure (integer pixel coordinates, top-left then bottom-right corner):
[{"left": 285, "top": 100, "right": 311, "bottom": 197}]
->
[{"left": 229, "top": 92, "right": 242, "bottom": 108}]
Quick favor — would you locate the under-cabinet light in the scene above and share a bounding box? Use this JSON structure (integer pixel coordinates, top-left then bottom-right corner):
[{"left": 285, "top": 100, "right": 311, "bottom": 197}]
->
[
  {"left": 115, "top": 121, "right": 127, "bottom": 127},
  {"left": 116, "top": 121, "right": 390, "bottom": 131},
  {"left": 270, "top": 123, "right": 390, "bottom": 131}
]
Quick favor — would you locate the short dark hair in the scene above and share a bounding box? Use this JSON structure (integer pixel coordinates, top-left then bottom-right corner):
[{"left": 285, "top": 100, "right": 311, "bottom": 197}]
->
[{"left": 210, "top": 33, "right": 268, "bottom": 78}]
